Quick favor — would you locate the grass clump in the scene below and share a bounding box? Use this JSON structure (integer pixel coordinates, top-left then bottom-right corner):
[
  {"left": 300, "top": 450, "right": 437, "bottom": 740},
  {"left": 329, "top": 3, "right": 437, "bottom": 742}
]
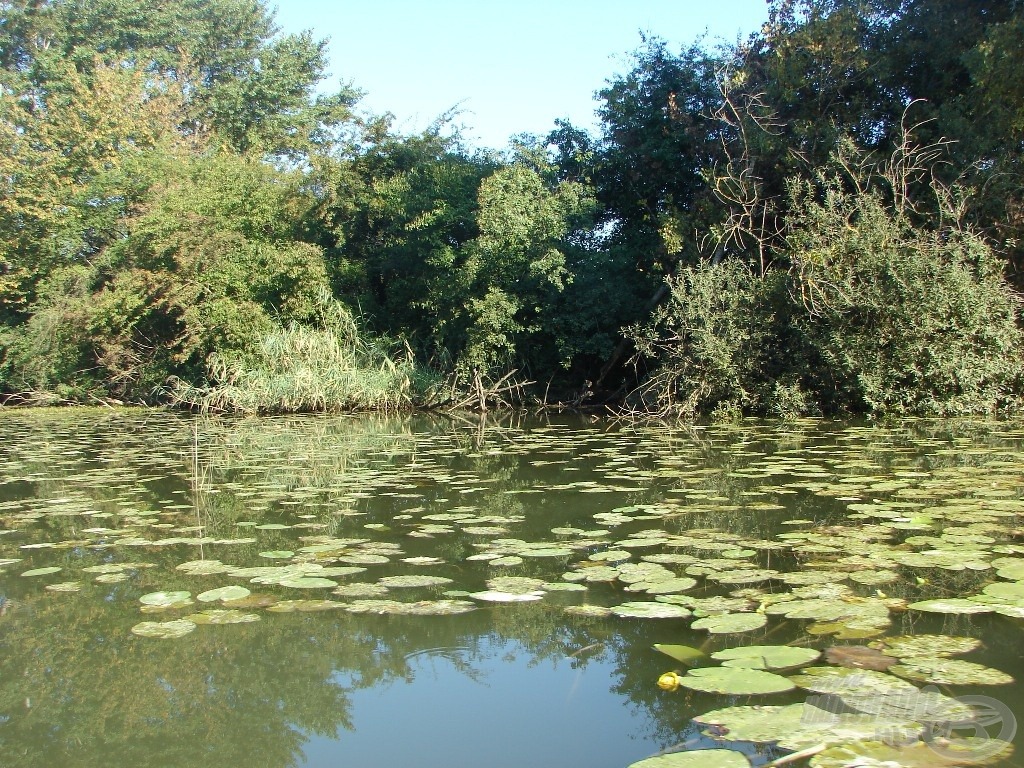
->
[{"left": 173, "top": 296, "right": 438, "bottom": 414}]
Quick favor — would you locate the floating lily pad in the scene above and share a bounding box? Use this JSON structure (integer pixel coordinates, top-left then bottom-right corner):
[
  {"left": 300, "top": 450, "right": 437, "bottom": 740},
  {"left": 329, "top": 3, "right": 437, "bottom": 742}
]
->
[
  {"left": 874, "top": 634, "right": 983, "bottom": 659},
  {"left": 343, "top": 599, "right": 476, "bottom": 615},
  {"left": 643, "top": 577, "right": 699, "bottom": 594},
  {"left": 611, "top": 602, "right": 692, "bottom": 619},
  {"left": 131, "top": 619, "right": 196, "bottom": 638},
  {"left": 21, "top": 566, "right": 62, "bottom": 577},
  {"left": 692, "top": 613, "right": 767, "bottom": 634},
  {"left": 654, "top": 644, "right": 706, "bottom": 666},
  {"left": 176, "top": 560, "right": 230, "bottom": 575},
  {"left": 711, "top": 645, "right": 820, "bottom": 670},
  {"left": 278, "top": 577, "right": 338, "bottom": 589},
  {"left": 45, "top": 581, "right": 82, "bottom": 592},
  {"left": 564, "top": 605, "right": 612, "bottom": 618},
  {"left": 907, "top": 598, "right": 993, "bottom": 614},
  {"left": 185, "top": 609, "right": 261, "bottom": 625},
  {"left": 982, "top": 580, "right": 1024, "bottom": 600},
  {"left": 266, "top": 599, "right": 345, "bottom": 612},
  {"left": 890, "top": 658, "right": 1013, "bottom": 685},
  {"left": 677, "top": 667, "right": 795, "bottom": 695},
  {"left": 196, "top": 585, "right": 251, "bottom": 602},
  {"left": 810, "top": 739, "right": 1013, "bottom": 768},
  {"left": 139, "top": 591, "right": 193, "bottom": 607},
  {"left": 486, "top": 576, "right": 546, "bottom": 594},
  {"left": 469, "top": 590, "right": 544, "bottom": 603},
  {"left": 378, "top": 575, "right": 454, "bottom": 589},
  {"left": 627, "top": 750, "right": 752, "bottom": 768}
]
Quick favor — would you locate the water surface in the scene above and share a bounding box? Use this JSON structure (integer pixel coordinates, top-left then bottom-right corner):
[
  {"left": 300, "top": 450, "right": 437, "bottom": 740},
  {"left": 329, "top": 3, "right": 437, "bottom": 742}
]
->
[{"left": 1, "top": 410, "right": 1023, "bottom": 767}]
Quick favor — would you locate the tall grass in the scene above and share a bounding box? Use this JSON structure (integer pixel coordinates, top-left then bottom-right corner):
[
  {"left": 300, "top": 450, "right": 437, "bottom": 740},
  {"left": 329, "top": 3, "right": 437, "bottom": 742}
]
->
[{"left": 172, "top": 295, "right": 439, "bottom": 413}]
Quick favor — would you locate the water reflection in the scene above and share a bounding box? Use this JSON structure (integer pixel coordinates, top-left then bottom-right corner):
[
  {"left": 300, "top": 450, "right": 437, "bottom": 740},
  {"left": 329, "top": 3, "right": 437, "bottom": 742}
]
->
[{"left": 0, "top": 410, "right": 1022, "bottom": 767}]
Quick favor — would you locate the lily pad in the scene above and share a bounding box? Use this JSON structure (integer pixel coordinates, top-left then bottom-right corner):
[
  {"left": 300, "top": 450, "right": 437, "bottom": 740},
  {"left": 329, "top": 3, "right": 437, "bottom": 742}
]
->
[
  {"left": 810, "top": 739, "right": 1013, "bottom": 768},
  {"left": 139, "top": 590, "right": 193, "bottom": 607},
  {"left": 278, "top": 577, "right": 338, "bottom": 589},
  {"left": 677, "top": 667, "right": 795, "bottom": 695},
  {"left": 45, "top": 581, "right": 83, "bottom": 592},
  {"left": 185, "top": 609, "right": 261, "bottom": 625},
  {"left": 611, "top": 602, "right": 692, "bottom": 619},
  {"left": 131, "top": 619, "right": 197, "bottom": 638},
  {"left": 21, "top": 566, "right": 62, "bottom": 577},
  {"left": 907, "top": 598, "right": 993, "bottom": 614},
  {"left": 469, "top": 590, "right": 544, "bottom": 602},
  {"left": 711, "top": 645, "right": 820, "bottom": 670},
  {"left": 654, "top": 644, "right": 707, "bottom": 666},
  {"left": 627, "top": 750, "right": 751, "bottom": 768},
  {"left": 266, "top": 599, "right": 345, "bottom": 612},
  {"left": 378, "top": 575, "right": 454, "bottom": 589},
  {"left": 691, "top": 613, "right": 767, "bottom": 634},
  {"left": 890, "top": 658, "right": 1013, "bottom": 685},
  {"left": 196, "top": 585, "right": 251, "bottom": 603},
  {"left": 175, "top": 559, "right": 231, "bottom": 575},
  {"left": 874, "top": 634, "right": 983, "bottom": 660}
]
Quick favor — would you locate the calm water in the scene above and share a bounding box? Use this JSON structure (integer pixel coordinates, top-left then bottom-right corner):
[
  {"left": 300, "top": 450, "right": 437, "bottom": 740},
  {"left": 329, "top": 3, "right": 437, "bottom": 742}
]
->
[{"left": 1, "top": 409, "right": 1023, "bottom": 767}]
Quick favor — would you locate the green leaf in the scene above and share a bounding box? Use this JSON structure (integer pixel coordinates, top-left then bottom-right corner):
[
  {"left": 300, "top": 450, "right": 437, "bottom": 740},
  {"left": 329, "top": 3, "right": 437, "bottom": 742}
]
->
[
  {"left": 711, "top": 645, "right": 820, "bottom": 670},
  {"left": 653, "top": 644, "right": 707, "bottom": 666},
  {"left": 627, "top": 750, "right": 752, "bottom": 768},
  {"left": 677, "top": 667, "right": 795, "bottom": 695}
]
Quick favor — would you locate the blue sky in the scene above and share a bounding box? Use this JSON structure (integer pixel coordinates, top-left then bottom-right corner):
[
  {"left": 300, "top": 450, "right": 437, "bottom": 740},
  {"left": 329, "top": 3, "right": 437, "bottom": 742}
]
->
[{"left": 273, "top": 0, "right": 771, "bottom": 150}]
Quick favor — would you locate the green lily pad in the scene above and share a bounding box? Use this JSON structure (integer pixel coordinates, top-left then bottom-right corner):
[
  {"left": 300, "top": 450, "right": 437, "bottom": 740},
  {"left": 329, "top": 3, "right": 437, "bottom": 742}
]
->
[
  {"left": 45, "top": 581, "right": 83, "bottom": 592},
  {"left": 21, "top": 566, "right": 62, "bottom": 577},
  {"left": 564, "top": 605, "right": 613, "bottom": 618},
  {"left": 611, "top": 602, "right": 692, "bottom": 619},
  {"left": 677, "top": 667, "right": 795, "bottom": 695},
  {"left": 908, "top": 598, "right": 993, "bottom": 614},
  {"left": 874, "top": 634, "right": 983, "bottom": 659},
  {"left": 469, "top": 590, "right": 544, "bottom": 602},
  {"left": 653, "top": 644, "right": 706, "bottom": 666},
  {"left": 131, "top": 619, "right": 197, "bottom": 638},
  {"left": 196, "top": 585, "right": 251, "bottom": 602},
  {"left": 711, "top": 645, "right": 820, "bottom": 670},
  {"left": 185, "top": 609, "right": 261, "bottom": 625},
  {"left": 378, "top": 575, "right": 454, "bottom": 588},
  {"left": 139, "top": 590, "right": 193, "bottom": 607},
  {"left": 692, "top": 702, "right": 919, "bottom": 751},
  {"left": 810, "top": 738, "right": 1013, "bottom": 768},
  {"left": 266, "top": 600, "right": 345, "bottom": 612},
  {"left": 176, "top": 559, "right": 231, "bottom": 575},
  {"left": 982, "top": 580, "right": 1024, "bottom": 600},
  {"left": 691, "top": 613, "right": 767, "bottom": 634},
  {"left": 258, "top": 550, "right": 294, "bottom": 559},
  {"left": 278, "top": 577, "right": 338, "bottom": 589},
  {"left": 642, "top": 577, "right": 699, "bottom": 594},
  {"left": 790, "top": 666, "right": 918, "bottom": 697},
  {"left": 627, "top": 750, "right": 751, "bottom": 768},
  {"left": 486, "top": 576, "right": 546, "bottom": 594},
  {"left": 343, "top": 599, "right": 476, "bottom": 615},
  {"left": 890, "top": 658, "right": 1014, "bottom": 685}
]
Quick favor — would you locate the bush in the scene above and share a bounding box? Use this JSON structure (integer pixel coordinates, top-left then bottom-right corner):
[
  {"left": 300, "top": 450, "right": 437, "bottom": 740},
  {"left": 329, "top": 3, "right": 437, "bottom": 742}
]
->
[{"left": 628, "top": 179, "right": 1024, "bottom": 419}]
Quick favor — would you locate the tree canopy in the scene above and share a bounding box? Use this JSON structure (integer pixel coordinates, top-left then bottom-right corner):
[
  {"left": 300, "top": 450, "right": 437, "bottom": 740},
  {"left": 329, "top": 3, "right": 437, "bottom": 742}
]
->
[{"left": 2, "top": 0, "right": 1023, "bottom": 417}]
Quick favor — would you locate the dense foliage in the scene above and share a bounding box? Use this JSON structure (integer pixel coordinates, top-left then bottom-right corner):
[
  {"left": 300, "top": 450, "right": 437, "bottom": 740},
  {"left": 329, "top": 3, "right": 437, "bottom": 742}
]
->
[{"left": 2, "top": 0, "right": 1023, "bottom": 417}]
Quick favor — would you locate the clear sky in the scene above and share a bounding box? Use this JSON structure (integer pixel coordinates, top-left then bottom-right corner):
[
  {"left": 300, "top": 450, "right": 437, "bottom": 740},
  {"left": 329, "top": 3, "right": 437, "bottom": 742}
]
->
[{"left": 272, "top": 0, "right": 771, "bottom": 150}]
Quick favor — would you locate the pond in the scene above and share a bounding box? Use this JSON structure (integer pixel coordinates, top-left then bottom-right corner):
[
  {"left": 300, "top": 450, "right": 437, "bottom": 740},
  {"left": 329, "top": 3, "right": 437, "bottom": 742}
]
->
[{"left": 1, "top": 409, "right": 1023, "bottom": 768}]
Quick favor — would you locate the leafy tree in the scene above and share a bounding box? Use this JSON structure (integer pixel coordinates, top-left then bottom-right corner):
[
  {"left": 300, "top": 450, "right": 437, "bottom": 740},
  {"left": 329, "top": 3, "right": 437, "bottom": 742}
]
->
[{"left": 0, "top": 0, "right": 357, "bottom": 156}]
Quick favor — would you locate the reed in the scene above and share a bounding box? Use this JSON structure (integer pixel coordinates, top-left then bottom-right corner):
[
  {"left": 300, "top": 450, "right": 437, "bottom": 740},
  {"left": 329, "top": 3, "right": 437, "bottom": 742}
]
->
[{"left": 172, "top": 297, "right": 438, "bottom": 414}]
